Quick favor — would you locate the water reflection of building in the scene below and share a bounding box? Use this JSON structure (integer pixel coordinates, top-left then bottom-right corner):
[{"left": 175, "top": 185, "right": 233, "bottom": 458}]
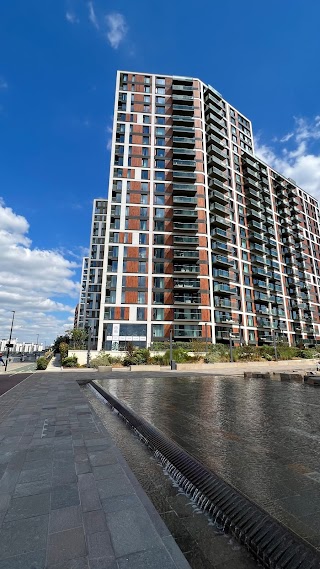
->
[{"left": 78, "top": 71, "right": 320, "bottom": 351}]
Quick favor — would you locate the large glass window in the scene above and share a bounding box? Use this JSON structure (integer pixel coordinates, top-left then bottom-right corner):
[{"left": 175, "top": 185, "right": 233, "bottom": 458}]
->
[
  {"left": 153, "top": 308, "right": 164, "bottom": 320},
  {"left": 154, "top": 292, "right": 164, "bottom": 303},
  {"left": 152, "top": 324, "right": 164, "bottom": 337},
  {"left": 154, "top": 277, "right": 164, "bottom": 288},
  {"left": 138, "top": 292, "right": 146, "bottom": 304}
]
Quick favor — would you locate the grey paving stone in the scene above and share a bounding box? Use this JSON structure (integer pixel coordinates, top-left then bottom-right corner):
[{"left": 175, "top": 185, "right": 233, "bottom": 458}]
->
[
  {"left": 52, "top": 470, "right": 77, "bottom": 486},
  {"left": 46, "top": 525, "right": 87, "bottom": 565},
  {"left": 89, "top": 560, "right": 117, "bottom": 569},
  {"left": 25, "top": 448, "right": 53, "bottom": 462},
  {"left": 13, "top": 480, "right": 52, "bottom": 498},
  {"left": 18, "top": 468, "right": 52, "bottom": 485},
  {"left": 51, "top": 484, "right": 80, "bottom": 510},
  {"left": 49, "top": 505, "right": 82, "bottom": 533},
  {"left": 83, "top": 510, "right": 107, "bottom": 535},
  {"left": 0, "top": 494, "right": 10, "bottom": 512},
  {"left": 0, "top": 549, "right": 46, "bottom": 569},
  {"left": 96, "top": 474, "right": 133, "bottom": 501},
  {"left": 162, "top": 535, "right": 192, "bottom": 569},
  {"left": 76, "top": 461, "right": 92, "bottom": 475},
  {"left": 78, "top": 473, "right": 96, "bottom": 491},
  {"left": 117, "top": 545, "right": 178, "bottom": 569},
  {"left": 47, "top": 557, "right": 89, "bottom": 569},
  {"left": 0, "top": 470, "right": 20, "bottom": 494},
  {"left": 93, "top": 465, "right": 123, "bottom": 480},
  {"left": 87, "top": 531, "right": 114, "bottom": 560},
  {"left": 5, "top": 493, "right": 50, "bottom": 521},
  {"left": 88, "top": 452, "right": 117, "bottom": 467},
  {"left": 21, "top": 459, "right": 52, "bottom": 472},
  {"left": 101, "top": 495, "right": 141, "bottom": 514},
  {"left": 80, "top": 488, "right": 101, "bottom": 512},
  {"left": 105, "top": 507, "right": 162, "bottom": 557},
  {"left": 0, "top": 514, "right": 48, "bottom": 559}
]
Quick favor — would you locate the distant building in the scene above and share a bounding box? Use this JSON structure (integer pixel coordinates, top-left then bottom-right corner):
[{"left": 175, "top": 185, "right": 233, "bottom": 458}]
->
[
  {"left": 78, "top": 70, "right": 320, "bottom": 350},
  {"left": 0, "top": 338, "right": 44, "bottom": 353}
]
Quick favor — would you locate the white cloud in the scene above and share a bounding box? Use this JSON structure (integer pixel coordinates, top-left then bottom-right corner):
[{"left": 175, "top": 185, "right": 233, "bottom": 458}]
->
[
  {"left": 0, "top": 78, "right": 8, "bottom": 90},
  {"left": 0, "top": 200, "right": 80, "bottom": 343},
  {"left": 88, "top": 1, "right": 99, "bottom": 30},
  {"left": 255, "top": 116, "right": 320, "bottom": 200},
  {"left": 105, "top": 13, "right": 127, "bottom": 49},
  {"left": 66, "top": 11, "right": 79, "bottom": 24}
]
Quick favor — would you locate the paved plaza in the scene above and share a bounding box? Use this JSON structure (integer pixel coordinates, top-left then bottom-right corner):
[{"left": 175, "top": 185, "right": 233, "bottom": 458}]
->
[{"left": 0, "top": 372, "right": 190, "bottom": 569}]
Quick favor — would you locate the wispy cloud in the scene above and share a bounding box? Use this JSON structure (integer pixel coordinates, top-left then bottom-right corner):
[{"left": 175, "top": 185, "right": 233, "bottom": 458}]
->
[
  {"left": 255, "top": 116, "right": 320, "bottom": 200},
  {"left": 0, "top": 78, "right": 8, "bottom": 90},
  {"left": 66, "top": 11, "right": 79, "bottom": 24},
  {"left": 105, "top": 13, "right": 127, "bottom": 49},
  {"left": 88, "top": 1, "right": 99, "bottom": 30},
  {"left": 87, "top": 3, "right": 127, "bottom": 49}
]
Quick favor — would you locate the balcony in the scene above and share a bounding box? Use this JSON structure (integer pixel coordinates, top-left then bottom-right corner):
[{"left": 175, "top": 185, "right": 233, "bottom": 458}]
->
[
  {"left": 173, "top": 136, "right": 195, "bottom": 147},
  {"left": 174, "top": 264, "right": 200, "bottom": 274},
  {"left": 249, "top": 231, "right": 264, "bottom": 243},
  {"left": 174, "top": 310, "right": 201, "bottom": 321},
  {"left": 173, "top": 222, "right": 198, "bottom": 231},
  {"left": 211, "top": 215, "right": 230, "bottom": 228},
  {"left": 247, "top": 209, "right": 265, "bottom": 221},
  {"left": 211, "top": 227, "right": 229, "bottom": 240},
  {"left": 215, "top": 330, "right": 233, "bottom": 340},
  {"left": 214, "top": 298, "right": 232, "bottom": 309},
  {"left": 173, "top": 196, "right": 197, "bottom": 205},
  {"left": 206, "top": 123, "right": 226, "bottom": 139},
  {"left": 213, "top": 283, "right": 236, "bottom": 294},
  {"left": 208, "top": 178, "right": 226, "bottom": 191},
  {"left": 173, "top": 159, "right": 196, "bottom": 169},
  {"left": 215, "top": 315, "right": 235, "bottom": 324},
  {"left": 173, "top": 171, "right": 197, "bottom": 181},
  {"left": 172, "top": 183, "right": 197, "bottom": 193},
  {"left": 173, "top": 279, "right": 200, "bottom": 289},
  {"left": 172, "top": 83, "right": 194, "bottom": 94},
  {"left": 174, "top": 294, "right": 200, "bottom": 304},
  {"left": 208, "top": 166, "right": 227, "bottom": 182},
  {"left": 205, "top": 112, "right": 225, "bottom": 130},
  {"left": 173, "top": 250, "right": 199, "bottom": 260},
  {"left": 204, "top": 89, "right": 224, "bottom": 107},
  {"left": 172, "top": 105, "right": 195, "bottom": 115},
  {"left": 212, "top": 240, "right": 229, "bottom": 253},
  {"left": 173, "top": 235, "right": 198, "bottom": 245},
  {"left": 172, "top": 115, "right": 194, "bottom": 125},
  {"left": 207, "top": 153, "right": 226, "bottom": 169},
  {"left": 206, "top": 135, "right": 226, "bottom": 152},
  {"left": 173, "top": 326, "right": 202, "bottom": 338},
  {"left": 173, "top": 208, "right": 197, "bottom": 219},
  {"left": 212, "top": 254, "right": 231, "bottom": 266},
  {"left": 213, "top": 269, "right": 229, "bottom": 279},
  {"left": 210, "top": 202, "right": 227, "bottom": 215},
  {"left": 209, "top": 190, "right": 228, "bottom": 204},
  {"left": 205, "top": 102, "right": 224, "bottom": 119},
  {"left": 172, "top": 93, "right": 194, "bottom": 102},
  {"left": 245, "top": 185, "right": 260, "bottom": 198},
  {"left": 253, "top": 279, "right": 268, "bottom": 290},
  {"left": 172, "top": 125, "right": 195, "bottom": 134}
]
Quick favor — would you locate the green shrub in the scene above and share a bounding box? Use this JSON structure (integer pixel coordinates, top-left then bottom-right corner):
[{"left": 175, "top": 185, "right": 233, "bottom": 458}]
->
[
  {"left": 123, "top": 348, "right": 151, "bottom": 366},
  {"left": 300, "top": 349, "right": 320, "bottom": 359},
  {"left": 62, "top": 356, "right": 78, "bottom": 368},
  {"left": 234, "top": 346, "right": 261, "bottom": 362},
  {"left": 90, "top": 352, "right": 111, "bottom": 368},
  {"left": 36, "top": 357, "right": 49, "bottom": 370},
  {"left": 59, "top": 342, "right": 68, "bottom": 362}
]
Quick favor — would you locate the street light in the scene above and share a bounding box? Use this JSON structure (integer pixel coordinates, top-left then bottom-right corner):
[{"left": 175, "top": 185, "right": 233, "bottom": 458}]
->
[
  {"left": 86, "top": 325, "right": 92, "bottom": 368},
  {"left": 229, "top": 332, "right": 234, "bottom": 363},
  {"left": 169, "top": 328, "right": 173, "bottom": 369},
  {"left": 204, "top": 323, "right": 208, "bottom": 355},
  {"left": 5, "top": 311, "right": 15, "bottom": 372},
  {"left": 272, "top": 328, "right": 278, "bottom": 361}
]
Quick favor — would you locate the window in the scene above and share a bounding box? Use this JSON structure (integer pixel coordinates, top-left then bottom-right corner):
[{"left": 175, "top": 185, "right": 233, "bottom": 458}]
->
[
  {"left": 154, "top": 263, "right": 164, "bottom": 273},
  {"left": 156, "top": 137, "right": 165, "bottom": 146},
  {"left": 143, "top": 106, "right": 150, "bottom": 113},
  {"left": 140, "top": 220, "right": 147, "bottom": 230},
  {"left": 143, "top": 126, "right": 150, "bottom": 134},
  {"left": 109, "top": 233, "right": 119, "bottom": 243},
  {"left": 154, "top": 292, "right": 164, "bottom": 303},
  {"left": 156, "top": 106, "right": 165, "bottom": 115},
  {"left": 156, "top": 87, "right": 165, "bottom": 95},
  {"left": 156, "top": 116, "right": 165, "bottom": 124},
  {"left": 141, "top": 182, "right": 149, "bottom": 191},
  {"left": 140, "top": 207, "right": 148, "bottom": 217},
  {"left": 156, "top": 96, "right": 166, "bottom": 104},
  {"left": 155, "top": 183, "right": 165, "bottom": 192},
  {"left": 152, "top": 324, "right": 164, "bottom": 337},
  {"left": 154, "top": 234, "right": 164, "bottom": 245},
  {"left": 155, "top": 208, "right": 165, "bottom": 218},
  {"left": 154, "top": 195, "right": 165, "bottom": 205},
  {"left": 137, "top": 308, "right": 146, "bottom": 321},
  {"left": 110, "top": 261, "right": 118, "bottom": 272},
  {"left": 155, "top": 160, "right": 165, "bottom": 169},
  {"left": 154, "top": 248, "right": 164, "bottom": 258},
  {"left": 142, "top": 147, "right": 149, "bottom": 156},
  {"left": 154, "top": 277, "right": 164, "bottom": 288},
  {"left": 144, "top": 86, "right": 150, "bottom": 93},
  {"left": 156, "top": 78, "right": 165, "bottom": 85},
  {"left": 143, "top": 115, "right": 150, "bottom": 123},
  {"left": 144, "top": 76, "right": 150, "bottom": 84},
  {"left": 142, "top": 158, "right": 149, "bottom": 167},
  {"left": 144, "top": 95, "right": 150, "bottom": 103},
  {"left": 153, "top": 308, "right": 164, "bottom": 320},
  {"left": 155, "top": 148, "right": 165, "bottom": 157},
  {"left": 139, "top": 233, "right": 147, "bottom": 244},
  {"left": 140, "top": 194, "right": 148, "bottom": 204},
  {"left": 104, "top": 308, "right": 115, "bottom": 320},
  {"left": 247, "top": 316, "right": 254, "bottom": 326},
  {"left": 138, "top": 292, "right": 146, "bottom": 304},
  {"left": 155, "top": 171, "right": 165, "bottom": 181},
  {"left": 139, "top": 247, "right": 147, "bottom": 258},
  {"left": 138, "top": 276, "right": 146, "bottom": 287},
  {"left": 154, "top": 220, "right": 164, "bottom": 231},
  {"left": 141, "top": 170, "right": 149, "bottom": 180},
  {"left": 143, "top": 136, "right": 149, "bottom": 145},
  {"left": 138, "top": 262, "right": 147, "bottom": 273},
  {"left": 156, "top": 127, "right": 165, "bottom": 135}
]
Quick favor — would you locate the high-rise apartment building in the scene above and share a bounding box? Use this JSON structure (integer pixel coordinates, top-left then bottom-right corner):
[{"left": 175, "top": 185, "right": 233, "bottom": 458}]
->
[{"left": 79, "top": 71, "right": 320, "bottom": 351}]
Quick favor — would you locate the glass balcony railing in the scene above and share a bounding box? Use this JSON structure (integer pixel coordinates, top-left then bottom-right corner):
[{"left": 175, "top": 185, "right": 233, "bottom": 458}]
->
[
  {"left": 173, "top": 326, "right": 202, "bottom": 338},
  {"left": 173, "top": 250, "right": 199, "bottom": 259},
  {"left": 174, "top": 295, "right": 200, "bottom": 304},
  {"left": 173, "top": 279, "right": 200, "bottom": 289},
  {"left": 173, "top": 208, "right": 197, "bottom": 218},
  {"left": 212, "top": 254, "right": 231, "bottom": 266},
  {"left": 174, "top": 310, "right": 201, "bottom": 321},
  {"left": 172, "top": 137, "right": 195, "bottom": 146},
  {"left": 173, "top": 171, "right": 197, "bottom": 180},
  {"left": 213, "top": 283, "right": 236, "bottom": 294},
  {"left": 214, "top": 298, "right": 232, "bottom": 309},
  {"left": 173, "top": 235, "right": 198, "bottom": 245},
  {"left": 173, "top": 196, "right": 197, "bottom": 205},
  {"left": 173, "top": 222, "right": 198, "bottom": 231},
  {"left": 174, "top": 265, "right": 200, "bottom": 273},
  {"left": 173, "top": 159, "right": 196, "bottom": 168},
  {"left": 172, "top": 183, "right": 196, "bottom": 193}
]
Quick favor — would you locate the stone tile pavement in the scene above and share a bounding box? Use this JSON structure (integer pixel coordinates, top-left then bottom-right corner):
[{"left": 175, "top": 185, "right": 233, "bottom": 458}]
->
[{"left": 0, "top": 372, "right": 191, "bottom": 569}]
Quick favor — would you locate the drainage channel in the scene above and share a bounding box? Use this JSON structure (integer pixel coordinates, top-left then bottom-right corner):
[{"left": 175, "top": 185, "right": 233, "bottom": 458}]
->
[{"left": 91, "top": 380, "right": 320, "bottom": 569}]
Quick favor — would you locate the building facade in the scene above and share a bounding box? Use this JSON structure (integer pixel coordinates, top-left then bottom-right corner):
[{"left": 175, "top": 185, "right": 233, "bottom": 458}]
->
[{"left": 79, "top": 71, "right": 320, "bottom": 350}]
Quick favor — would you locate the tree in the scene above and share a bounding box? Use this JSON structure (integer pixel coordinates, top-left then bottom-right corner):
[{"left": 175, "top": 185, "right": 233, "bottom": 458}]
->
[
  {"left": 53, "top": 335, "right": 69, "bottom": 354},
  {"left": 66, "top": 327, "right": 88, "bottom": 349}
]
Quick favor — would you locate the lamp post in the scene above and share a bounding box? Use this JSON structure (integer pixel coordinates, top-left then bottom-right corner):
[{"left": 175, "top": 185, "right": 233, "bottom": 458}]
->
[
  {"left": 86, "top": 324, "right": 92, "bottom": 368},
  {"left": 5, "top": 311, "right": 15, "bottom": 372},
  {"left": 205, "top": 323, "right": 208, "bottom": 355},
  {"left": 229, "top": 333, "right": 234, "bottom": 363},
  {"left": 169, "top": 328, "right": 173, "bottom": 369},
  {"left": 272, "top": 328, "right": 278, "bottom": 361}
]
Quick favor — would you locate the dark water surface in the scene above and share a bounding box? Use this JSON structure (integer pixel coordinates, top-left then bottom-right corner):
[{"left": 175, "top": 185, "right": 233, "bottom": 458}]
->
[{"left": 95, "top": 374, "right": 320, "bottom": 550}]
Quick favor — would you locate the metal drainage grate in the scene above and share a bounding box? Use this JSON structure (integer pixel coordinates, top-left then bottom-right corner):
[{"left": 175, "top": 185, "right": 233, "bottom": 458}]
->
[{"left": 91, "top": 381, "right": 320, "bottom": 569}]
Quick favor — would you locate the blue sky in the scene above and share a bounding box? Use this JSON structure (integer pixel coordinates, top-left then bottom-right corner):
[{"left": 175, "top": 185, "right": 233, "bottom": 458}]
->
[{"left": 1, "top": 0, "right": 320, "bottom": 344}]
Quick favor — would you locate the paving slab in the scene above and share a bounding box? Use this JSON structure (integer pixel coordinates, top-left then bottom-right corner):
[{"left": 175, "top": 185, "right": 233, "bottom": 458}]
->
[{"left": 0, "top": 372, "right": 191, "bottom": 569}]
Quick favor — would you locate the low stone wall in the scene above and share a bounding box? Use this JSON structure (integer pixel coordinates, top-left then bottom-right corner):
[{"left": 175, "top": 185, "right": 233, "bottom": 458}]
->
[{"left": 129, "top": 365, "right": 162, "bottom": 372}]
